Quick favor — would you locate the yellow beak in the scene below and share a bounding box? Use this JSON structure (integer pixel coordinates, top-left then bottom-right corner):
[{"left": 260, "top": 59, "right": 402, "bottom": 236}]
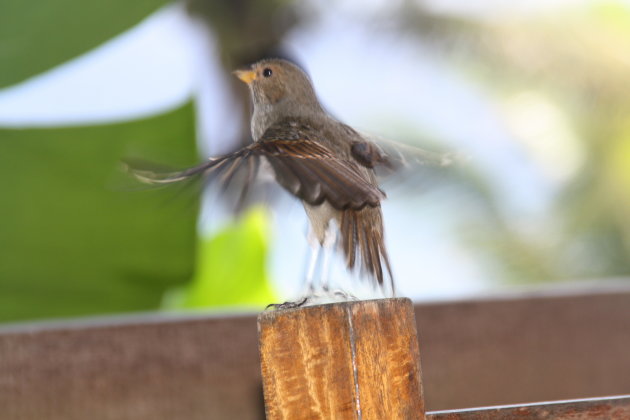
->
[{"left": 233, "top": 69, "right": 257, "bottom": 84}]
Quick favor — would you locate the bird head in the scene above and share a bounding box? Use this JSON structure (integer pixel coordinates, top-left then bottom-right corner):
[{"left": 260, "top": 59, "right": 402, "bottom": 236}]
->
[{"left": 233, "top": 58, "right": 322, "bottom": 113}]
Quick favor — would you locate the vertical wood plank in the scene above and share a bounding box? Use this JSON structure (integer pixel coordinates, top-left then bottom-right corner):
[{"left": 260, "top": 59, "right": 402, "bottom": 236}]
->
[
  {"left": 258, "top": 298, "right": 425, "bottom": 420},
  {"left": 258, "top": 303, "right": 357, "bottom": 419},
  {"left": 351, "top": 299, "right": 425, "bottom": 419}
]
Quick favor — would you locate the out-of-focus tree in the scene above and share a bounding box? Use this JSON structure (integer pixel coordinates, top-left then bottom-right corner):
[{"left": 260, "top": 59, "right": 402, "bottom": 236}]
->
[
  {"left": 393, "top": 1, "right": 630, "bottom": 283},
  {"left": 186, "top": 0, "right": 301, "bottom": 148}
]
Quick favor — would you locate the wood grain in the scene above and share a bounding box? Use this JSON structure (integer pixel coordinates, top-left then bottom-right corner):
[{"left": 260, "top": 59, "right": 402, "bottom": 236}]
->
[
  {"left": 258, "top": 298, "right": 425, "bottom": 420},
  {"left": 3, "top": 287, "right": 630, "bottom": 419},
  {"left": 426, "top": 396, "right": 630, "bottom": 420},
  {"left": 0, "top": 314, "right": 265, "bottom": 420}
]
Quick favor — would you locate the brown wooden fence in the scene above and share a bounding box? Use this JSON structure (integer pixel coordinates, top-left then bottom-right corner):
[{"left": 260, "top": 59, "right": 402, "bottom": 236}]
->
[{"left": 2, "top": 285, "right": 630, "bottom": 419}]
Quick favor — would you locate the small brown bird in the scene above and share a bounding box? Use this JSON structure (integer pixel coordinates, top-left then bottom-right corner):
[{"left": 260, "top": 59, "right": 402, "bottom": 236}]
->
[{"left": 132, "top": 58, "right": 401, "bottom": 297}]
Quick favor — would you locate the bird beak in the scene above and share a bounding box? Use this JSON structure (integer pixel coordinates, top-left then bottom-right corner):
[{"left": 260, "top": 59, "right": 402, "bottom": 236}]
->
[{"left": 233, "top": 69, "right": 257, "bottom": 84}]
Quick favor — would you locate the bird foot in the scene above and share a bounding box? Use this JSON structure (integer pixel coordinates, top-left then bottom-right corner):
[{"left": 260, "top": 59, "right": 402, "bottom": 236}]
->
[
  {"left": 265, "top": 296, "right": 309, "bottom": 311},
  {"left": 265, "top": 288, "right": 360, "bottom": 311}
]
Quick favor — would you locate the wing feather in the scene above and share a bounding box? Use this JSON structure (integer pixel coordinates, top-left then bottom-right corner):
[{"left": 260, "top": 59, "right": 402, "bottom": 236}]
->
[
  {"left": 125, "top": 118, "right": 393, "bottom": 289},
  {"left": 257, "top": 138, "right": 384, "bottom": 210},
  {"left": 126, "top": 134, "right": 382, "bottom": 211}
]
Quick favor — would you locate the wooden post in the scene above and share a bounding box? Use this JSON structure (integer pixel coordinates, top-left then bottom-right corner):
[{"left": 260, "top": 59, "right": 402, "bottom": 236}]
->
[{"left": 258, "top": 298, "right": 425, "bottom": 419}]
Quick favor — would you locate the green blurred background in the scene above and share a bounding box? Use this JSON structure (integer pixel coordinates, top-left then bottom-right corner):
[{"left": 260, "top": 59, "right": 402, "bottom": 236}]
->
[{"left": 1, "top": 0, "right": 629, "bottom": 323}]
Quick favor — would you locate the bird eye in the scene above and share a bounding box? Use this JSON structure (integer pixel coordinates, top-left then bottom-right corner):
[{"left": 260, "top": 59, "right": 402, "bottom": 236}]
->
[{"left": 263, "top": 68, "right": 273, "bottom": 77}]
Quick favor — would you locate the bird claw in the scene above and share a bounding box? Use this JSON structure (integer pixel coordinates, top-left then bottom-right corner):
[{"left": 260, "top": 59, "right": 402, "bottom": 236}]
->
[
  {"left": 265, "top": 296, "right": 309, "bottom": 311},
  {"left": 265, "top": 288, "right": 359, "bottom": 311}
]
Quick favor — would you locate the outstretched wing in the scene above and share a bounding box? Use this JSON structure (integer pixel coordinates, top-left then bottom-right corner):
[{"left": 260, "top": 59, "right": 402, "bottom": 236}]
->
[
  {"left": 126, "top": 124, "right": 384, "bottom": 211},
  {"left": 351, "top": 131, "right": 458, "bottom": 176}
]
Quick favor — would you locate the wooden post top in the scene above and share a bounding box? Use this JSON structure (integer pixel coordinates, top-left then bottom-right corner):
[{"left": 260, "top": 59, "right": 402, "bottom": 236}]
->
[{"left": 258, "top": 298, "right": 425, "bottom": 420}]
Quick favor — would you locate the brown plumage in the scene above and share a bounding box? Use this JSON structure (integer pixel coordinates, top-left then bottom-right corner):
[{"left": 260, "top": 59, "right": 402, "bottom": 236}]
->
[
  {"left": 131, "top": 58, "right": 396, "bottom": 290},
  {"left": 237, "top": 59, "right": 394, "bottom": 289}
]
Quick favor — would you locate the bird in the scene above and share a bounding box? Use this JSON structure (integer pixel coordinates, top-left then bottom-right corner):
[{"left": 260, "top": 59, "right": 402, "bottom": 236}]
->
[{"left": 130, "top": 58, "right": 425, "bottom": 302}]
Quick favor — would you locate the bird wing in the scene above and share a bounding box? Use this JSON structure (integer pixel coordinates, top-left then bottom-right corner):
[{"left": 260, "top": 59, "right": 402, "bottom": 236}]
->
[
  {"left": 351, "top": 131, "right": 458, "bottom": 175},
  {"left": 126, "top": 128, "right": 384, "bottom": 211},
  {"left": 257, "top": 137, "right": 384, "bottom": 210}
]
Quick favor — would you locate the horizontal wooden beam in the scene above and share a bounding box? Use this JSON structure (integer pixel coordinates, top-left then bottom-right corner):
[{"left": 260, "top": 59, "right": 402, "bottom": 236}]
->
[
  {"left": 1, "top": 286, "right": 630, "bottom": 419},
  {"left": 0, "top": 313, "right": 263, "bottom": 420},
  {"left": 415, "top": 287, "right": 630, "bottom": 410},
  {"left": 426, "top": 395, "right": 630, "bottom": 419}
]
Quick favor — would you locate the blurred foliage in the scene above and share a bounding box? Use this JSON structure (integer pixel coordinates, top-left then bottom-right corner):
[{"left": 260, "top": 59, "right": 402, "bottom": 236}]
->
[
  {"left": 163, "top": 207, "right": 276, "bottom": 310},
  {"left": 0, "top": 104, "right": 198, "bottom": 322},
  {"left": 399, "top": 0, "right": 630, "bottom": 283},
  {"left": 0, "top": 0, "right": 285, "bottom": 323},
  {"left": 0, "top": 0, "right": 169, "bottom": 88},
  {"left": 2, "top": 0, "right": 629, "bottom": 323},
  {"left": 186, "top": 0, "right": 297, "bottom": 65}
]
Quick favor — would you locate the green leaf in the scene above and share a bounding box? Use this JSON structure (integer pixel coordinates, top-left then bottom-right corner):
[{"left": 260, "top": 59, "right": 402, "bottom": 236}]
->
[
  {"left": 163, "top": 207, "right": 277, "bottom": 310},
  {"left": 0, "top": 102, "right": 198, "bottom": 322},
  {"left": 0, "top": 0, "right": 170, "bottom": 88}
]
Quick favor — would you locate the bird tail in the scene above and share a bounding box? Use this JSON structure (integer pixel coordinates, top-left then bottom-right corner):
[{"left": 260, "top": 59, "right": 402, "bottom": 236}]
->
[{"left": 339, "top": 206, "right": 394, "bottom": 294}]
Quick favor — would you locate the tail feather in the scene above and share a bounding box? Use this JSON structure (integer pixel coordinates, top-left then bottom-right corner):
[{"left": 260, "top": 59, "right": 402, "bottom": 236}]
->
[
  {"left": 340, "top": 211, "right": 357, "bottom": 271},
  {"left": 339, "top": 207, "right": 394, "bottom": 293}
]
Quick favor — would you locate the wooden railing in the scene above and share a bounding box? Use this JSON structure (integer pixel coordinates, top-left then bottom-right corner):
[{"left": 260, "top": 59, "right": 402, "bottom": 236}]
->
[{"left": 2, "top": 285, "right": 630, "bottom": 419}]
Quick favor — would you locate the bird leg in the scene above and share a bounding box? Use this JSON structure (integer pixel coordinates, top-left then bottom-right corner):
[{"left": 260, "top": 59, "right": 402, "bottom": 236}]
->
[
  {"left": 319, "top": 221, "right": 338, "bottom": 293},
  {"left": 297, "top": 221, "right": 335, "bottom": 299},
  {"left": 265, "top": 226, "right": 321, "bottom": 311},
  {"left": 304, "top": 239, "right": 321, "bottom": 295},
  {"left": 320, "top": 220, "right": 359, "bottom": 302}
]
